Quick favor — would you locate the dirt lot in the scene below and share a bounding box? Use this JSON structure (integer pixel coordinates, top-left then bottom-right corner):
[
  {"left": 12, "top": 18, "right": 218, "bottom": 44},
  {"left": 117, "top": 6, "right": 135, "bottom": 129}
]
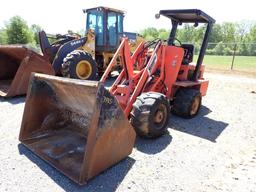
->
[{"left": 0, "top": 72, "right": 256, "bottom": 192}]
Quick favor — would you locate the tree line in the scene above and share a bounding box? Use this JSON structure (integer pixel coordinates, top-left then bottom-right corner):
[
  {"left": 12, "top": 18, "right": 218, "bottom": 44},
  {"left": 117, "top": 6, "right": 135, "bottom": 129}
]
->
[
  {"left": 0, "top": 16, "right": 256, "bottom": 56},
  {"left": 140, "top": 22, "right": 256, "bottom": 56},
  {"left": 0, "top": 16, "right": 42, "bottom": 47}
]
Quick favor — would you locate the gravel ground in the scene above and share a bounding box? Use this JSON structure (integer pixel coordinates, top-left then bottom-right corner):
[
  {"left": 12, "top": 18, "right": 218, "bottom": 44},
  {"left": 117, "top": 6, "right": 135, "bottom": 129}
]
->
[{"left": 0, "top": 72, "right": 256, "bottom": 192}]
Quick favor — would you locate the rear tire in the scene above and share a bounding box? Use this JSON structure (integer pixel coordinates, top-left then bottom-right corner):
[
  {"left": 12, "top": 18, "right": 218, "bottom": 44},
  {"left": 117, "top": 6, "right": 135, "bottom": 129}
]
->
[
  {"left": 172, "top": 88, "right": 202, "bottom": 118},
  {"left": 130, "top": 92, "right": 170, "bottom": 139},
  {"left": 62, "top": 50, "right": 97, "bottom": 80}
]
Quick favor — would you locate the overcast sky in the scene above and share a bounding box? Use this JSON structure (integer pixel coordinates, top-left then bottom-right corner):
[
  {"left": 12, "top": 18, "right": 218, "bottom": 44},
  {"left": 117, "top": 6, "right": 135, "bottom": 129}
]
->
[{"left": 0, "top": 0, "right": 255, "bottom": 34}]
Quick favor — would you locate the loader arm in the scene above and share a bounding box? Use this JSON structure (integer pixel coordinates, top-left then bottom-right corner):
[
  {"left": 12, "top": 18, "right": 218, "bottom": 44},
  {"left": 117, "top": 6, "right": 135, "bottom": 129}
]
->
[
  {"left": 39, "top": 31, "right": 78, "bottom": 63},
  {"left": 101, "top": 38, "right": 184, "bottom": 117},
  {"left": 100, "top": 38, "right": 162, "bottom": 116},
  {"left": 39, "top": 31, "right": 53, "bottom": 60}
]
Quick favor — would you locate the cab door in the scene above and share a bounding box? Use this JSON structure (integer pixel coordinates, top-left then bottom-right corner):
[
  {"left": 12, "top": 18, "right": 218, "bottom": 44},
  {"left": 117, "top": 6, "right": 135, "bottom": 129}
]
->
[
  {"left": 107, "top": 11, "right": 124, "bottom": 52},
  {"left": 86, "top": 10, "right": 104, "bottom": 48}
]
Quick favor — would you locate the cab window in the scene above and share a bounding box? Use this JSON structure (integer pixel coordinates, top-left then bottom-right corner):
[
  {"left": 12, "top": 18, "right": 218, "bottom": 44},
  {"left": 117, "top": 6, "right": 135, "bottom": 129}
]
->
[
  {"left": 107, "top": 12, "right": 117, "bottom": 46},
  {"left": 117, "top": 14, "right": 124, "bottom": 34},
  {"left": 87, "top": 10, "right": 104, "bottom": 46}
]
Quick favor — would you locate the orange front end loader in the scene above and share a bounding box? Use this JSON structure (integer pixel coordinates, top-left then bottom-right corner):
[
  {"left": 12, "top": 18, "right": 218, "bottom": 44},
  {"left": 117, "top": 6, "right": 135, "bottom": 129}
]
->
[{"left": 19, "top": 9, "right": 215, "bottom": 185}]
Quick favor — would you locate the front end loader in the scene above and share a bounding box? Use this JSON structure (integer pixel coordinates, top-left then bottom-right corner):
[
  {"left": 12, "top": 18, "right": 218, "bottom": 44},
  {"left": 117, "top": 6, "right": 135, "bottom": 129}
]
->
[{"left": 19, "top": 9, "right": 215, "bottom": 185}]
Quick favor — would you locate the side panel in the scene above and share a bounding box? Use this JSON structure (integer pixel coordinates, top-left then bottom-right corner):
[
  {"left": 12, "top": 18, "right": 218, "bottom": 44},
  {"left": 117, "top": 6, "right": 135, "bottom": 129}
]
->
[
  {"left": 198, "top": 80, "right": 209, "bottom": 96},
  {"left": 164, "top": 46, "right": 184, "bottom": 98}
]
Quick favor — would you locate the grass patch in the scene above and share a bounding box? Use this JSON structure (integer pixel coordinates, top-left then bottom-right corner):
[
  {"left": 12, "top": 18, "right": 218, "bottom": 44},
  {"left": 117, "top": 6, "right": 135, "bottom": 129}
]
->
[{"left": 194, "top": 55, "right": 256, "bottom": 72}]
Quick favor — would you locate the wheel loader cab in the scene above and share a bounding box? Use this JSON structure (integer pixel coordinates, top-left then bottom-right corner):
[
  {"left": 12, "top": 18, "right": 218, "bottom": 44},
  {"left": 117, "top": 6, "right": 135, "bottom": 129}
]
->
[{"left": 85, "top": 7, "right": 124, "bottom": 52}]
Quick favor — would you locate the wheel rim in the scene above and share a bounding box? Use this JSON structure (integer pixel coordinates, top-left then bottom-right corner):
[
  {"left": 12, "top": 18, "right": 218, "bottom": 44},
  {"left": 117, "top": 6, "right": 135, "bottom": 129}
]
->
[
  {"left": 76, "top": 60, "right": 92, "bottom": 79},
  {"left": 190, "top": 96, "right": 200, "bottom": 116},
  {"left": 154, "top": 103, "right": 167, "bottom": 129}
]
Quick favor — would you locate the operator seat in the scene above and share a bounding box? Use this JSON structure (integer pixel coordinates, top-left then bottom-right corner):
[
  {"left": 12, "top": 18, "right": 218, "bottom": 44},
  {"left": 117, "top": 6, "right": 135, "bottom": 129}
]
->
[{"left": 181, "top": 44, "right": 194, "bottom": 65}]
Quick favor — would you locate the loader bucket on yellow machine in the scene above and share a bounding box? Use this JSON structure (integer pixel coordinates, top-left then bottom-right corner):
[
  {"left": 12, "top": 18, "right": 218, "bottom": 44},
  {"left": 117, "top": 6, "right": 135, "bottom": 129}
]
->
[
  {"left": 19, "top": 73, "right": 136, "bottom": 185},
  {"left": 0, "top": 45, "right": 54, "bottom": 97}
]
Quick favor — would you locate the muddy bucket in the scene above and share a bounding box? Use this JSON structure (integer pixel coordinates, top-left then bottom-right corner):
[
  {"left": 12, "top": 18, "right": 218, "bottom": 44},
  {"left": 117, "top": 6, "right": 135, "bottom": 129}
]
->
[
  {"left": 0, "top": 45, "right": 54, "bottom": 97},
  {"left": 19, "top": 73, "right": 136, "bottom": 185}
]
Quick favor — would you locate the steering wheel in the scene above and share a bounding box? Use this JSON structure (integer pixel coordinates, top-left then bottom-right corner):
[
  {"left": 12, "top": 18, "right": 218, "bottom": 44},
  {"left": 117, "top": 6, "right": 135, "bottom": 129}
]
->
[{"left": 167, "top": 37, "right": 182, "bottom": 46}]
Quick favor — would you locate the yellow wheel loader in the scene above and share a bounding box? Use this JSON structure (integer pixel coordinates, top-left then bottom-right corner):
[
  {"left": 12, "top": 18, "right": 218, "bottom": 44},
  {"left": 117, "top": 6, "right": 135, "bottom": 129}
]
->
[{"left": 0, "top": 6, "right": 143, "bottom": 97}]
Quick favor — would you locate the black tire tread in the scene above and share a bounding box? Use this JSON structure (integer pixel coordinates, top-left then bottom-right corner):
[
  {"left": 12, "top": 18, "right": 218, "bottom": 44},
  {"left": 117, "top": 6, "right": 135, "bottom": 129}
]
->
[
  {"left": 172, "top": 88, "right": 201, "bottom": 118},
  {"left": 130, "top": 92, "right": 170, "bottom": 139},
  {"left": 61, "top": 50, "right": 97, "bottom": 80}
]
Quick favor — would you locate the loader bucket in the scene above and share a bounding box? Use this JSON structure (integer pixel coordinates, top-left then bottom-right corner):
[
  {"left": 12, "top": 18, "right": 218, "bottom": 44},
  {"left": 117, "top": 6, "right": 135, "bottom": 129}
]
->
[
  {"left": 0, "top": 45, "right": 54, "bottom": 97},
  {"left": 19, "top": 73, "right": 136, "bottom": 185}
]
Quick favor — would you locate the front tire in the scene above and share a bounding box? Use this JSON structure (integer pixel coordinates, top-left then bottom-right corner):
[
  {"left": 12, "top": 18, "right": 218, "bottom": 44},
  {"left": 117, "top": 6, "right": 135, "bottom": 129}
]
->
[
  {"left": 130, "top": 92, "right": 170, "bottom": 139},
  {"left": 62, "top": 50, "right": 97, "bottom": 80}
]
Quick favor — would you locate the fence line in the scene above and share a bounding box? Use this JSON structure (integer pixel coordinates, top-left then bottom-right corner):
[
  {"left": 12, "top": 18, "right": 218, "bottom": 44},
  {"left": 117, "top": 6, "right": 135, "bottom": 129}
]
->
[{"left": 191, "top": 42, "right": 256, "bottom": 72}]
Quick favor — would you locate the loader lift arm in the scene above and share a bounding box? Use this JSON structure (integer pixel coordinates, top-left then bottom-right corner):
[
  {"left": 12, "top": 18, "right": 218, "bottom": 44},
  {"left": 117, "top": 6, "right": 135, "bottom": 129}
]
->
[{"left": 100, "top": 38, "right": 184, "bottom": 117}]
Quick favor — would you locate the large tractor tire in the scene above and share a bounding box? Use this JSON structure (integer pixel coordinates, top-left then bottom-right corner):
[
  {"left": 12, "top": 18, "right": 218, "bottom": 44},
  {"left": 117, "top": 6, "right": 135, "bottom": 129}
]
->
[
  {"left": 130, "top": 92, "right": 170, "bottom": 139},
  {"left": 62, "top": 50, "right": 97, "bottom": 80},
  {"left": 172, "top": 88, "right": 202, "bottom": 118}
]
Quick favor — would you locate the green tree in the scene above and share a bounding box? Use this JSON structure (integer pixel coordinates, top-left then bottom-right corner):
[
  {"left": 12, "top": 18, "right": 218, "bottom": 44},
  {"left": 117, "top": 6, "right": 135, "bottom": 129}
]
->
[
  {"left": 158, "top": 28, "right": 170, "bottom": 40},
  {"left": 235, "top": 20, "right": 254, "bottom": 42},
  {"left": 221, "top": 22, "right": 236, "bottom": 43},
  {"left": 0, "top": 28, "right": 7, "bottom": 44},
  {"left": 248, "top": 24, "right": 256, "bottom": 41},
  {"left": 139, "top": 21, "right": 256, "bottom": 56},
  {"left": 208, "top": 24, "right": 223, "bottom": 49},
  {"left": 176, "top": 24, "right": 196, "bottom": 43},
  {"left": 213, "top": 42, "right": 225, "bottom": 55},
  {"left": 248, "top": 24, "right": 256, "bottom": 56},
  {"left": 239, "top": 42, "right": 250, "bottom": 56},
  {"left": 141, "top": 27, "right": 159, "bottom": 41},
  {"left": 6, "top": 16, "right": 33, "bottom": 44},
  {"left": 193, "top": 25, "right": 206, "bottom": 43},
  {"left": 31, "top": 24, "right": 42, "bottom": 44}
]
